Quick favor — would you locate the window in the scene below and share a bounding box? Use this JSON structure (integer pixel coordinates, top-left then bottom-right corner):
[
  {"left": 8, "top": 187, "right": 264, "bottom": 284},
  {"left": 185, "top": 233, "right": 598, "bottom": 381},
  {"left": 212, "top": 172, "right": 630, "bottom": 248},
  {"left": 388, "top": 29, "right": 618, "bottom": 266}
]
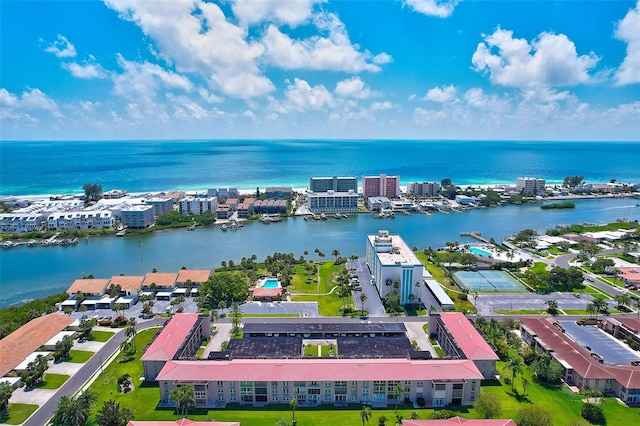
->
[{"left": 434, "top": 384, "right": 446, "bottom": 391}]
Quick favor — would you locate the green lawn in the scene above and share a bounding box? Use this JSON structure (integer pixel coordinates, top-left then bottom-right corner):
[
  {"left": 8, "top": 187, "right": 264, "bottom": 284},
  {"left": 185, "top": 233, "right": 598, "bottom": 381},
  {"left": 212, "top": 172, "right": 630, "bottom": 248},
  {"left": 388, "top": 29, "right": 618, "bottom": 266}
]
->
[
  {"left": 529, "top": 262, "right": 548, "bottom": 273},
  {"left": 67, "top": 349, "right": 94, "bottom": 363},
  {"left": 482, "top": 361, "right": 640, "bottom": 425},
  {"left": 2, "top": 403, "right": 39, "bottom": 425},
  {"left": 548, "top": 247, "right": 568, "bottom": 255},
  {"left": 91, "top": 330, "right": 115, "bottom": 342},
  {"left": 35, "top": 373, "right": 69, "bottom": 389}
]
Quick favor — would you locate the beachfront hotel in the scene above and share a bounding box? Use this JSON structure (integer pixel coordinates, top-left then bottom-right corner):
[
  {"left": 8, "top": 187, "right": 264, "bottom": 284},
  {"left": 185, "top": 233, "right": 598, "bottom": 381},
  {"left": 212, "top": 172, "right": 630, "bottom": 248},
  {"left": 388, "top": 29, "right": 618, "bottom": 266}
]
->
[
  {"left": 307, "top": 190, "right": 358, "bottom": 212},
  {"left": 309, "top": 176, "right": 357, "bottom": 193},
  {"left": 407, "top": 182, "right": 441, "bottom": 197},
  {"left": 362, "top": 174, "right": 401, "bottom": 198},
  {"left": 148, "top": 315, "right": 486, "bottom": 408},
  {"left": 515, "top": 177, "right": 546, "bottom": 196},
  {"left": 366, "top": 230, "right": 424, "bottom": 305}
]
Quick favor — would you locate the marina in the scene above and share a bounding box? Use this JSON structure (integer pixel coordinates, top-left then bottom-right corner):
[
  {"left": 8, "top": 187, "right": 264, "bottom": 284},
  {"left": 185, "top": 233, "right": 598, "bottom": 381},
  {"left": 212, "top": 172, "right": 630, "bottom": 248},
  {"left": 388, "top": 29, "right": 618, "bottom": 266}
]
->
[{"left": 1, "top": 196, "right": 639, "bottom": 307}]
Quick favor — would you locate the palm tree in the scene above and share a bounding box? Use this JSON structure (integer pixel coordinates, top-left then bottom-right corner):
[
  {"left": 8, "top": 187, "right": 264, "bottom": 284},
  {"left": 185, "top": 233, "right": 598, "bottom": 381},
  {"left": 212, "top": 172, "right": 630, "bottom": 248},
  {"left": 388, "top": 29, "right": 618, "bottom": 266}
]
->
[
  {"left": 125, "top": 319, "right": 137, "bottom": 352},
  {"left": 289, "top": 396, "right": 298, "bottom": 425},
  {"left": 359, "top": 292, "right": 368, "bottom": 315},
  {"left": 331, "top": 249, "right": 341, "bottom": 261},
  {"left": 505, "top": 356, "right": 523, "bottom": 390},
  {"left": 522, "top": 377, "right": 530, "bottom": 397},
  {"left": 360, "top": 405, "right": 372, "bottom": 426},
  {"left": 0, "top": 381, "right": 13, "bottom": 412},
  {"left": 393, "top": 382, "right": 405, "bottom": 414},
  {"left": 170, "top": 385, "right": 194, "bottom": 416},
  {"left": 303, "top": 250, "right": 309, "bottom": 261},
  {"left": 409, "top": 411, "right": 419, "bottom": 420}
]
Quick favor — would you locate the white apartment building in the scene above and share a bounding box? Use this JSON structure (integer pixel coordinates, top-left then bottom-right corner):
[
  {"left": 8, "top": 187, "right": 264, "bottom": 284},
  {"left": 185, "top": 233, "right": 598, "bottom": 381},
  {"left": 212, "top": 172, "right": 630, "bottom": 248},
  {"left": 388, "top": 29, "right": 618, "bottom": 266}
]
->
[
  {"left": 0, "top": 199, "right": 84, "bottom": 233},
  {"left": 47, "top": 210, "right": 114, "bottom": 231},
  {"left": 407, "top": 182, "right": 441, "bottom": 197},
  {"left": 516, "top": 177, "right": 546, "bottom": 195},
  {"left": 366, "top": 231, "right": 424, "bottom": 304},
  {"left": 121, "top": 205, "right": 155, "bottom": 229},
  {"left": 178, "top": 197, "right": 218, "bottom": 214},
  {"left": 308, "top": 190, "right": 358, "bottom": 212}
]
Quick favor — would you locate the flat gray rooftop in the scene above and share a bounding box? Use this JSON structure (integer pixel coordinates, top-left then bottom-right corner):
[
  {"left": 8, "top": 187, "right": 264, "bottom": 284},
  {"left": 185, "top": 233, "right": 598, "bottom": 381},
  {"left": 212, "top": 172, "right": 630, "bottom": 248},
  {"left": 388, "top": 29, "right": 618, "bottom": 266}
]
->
[
  {"left": 560, "top": 321, "right": 640, "bottom": 365},
  {"left": 243, "top": 322, "right": 406, "bottom": 335}
]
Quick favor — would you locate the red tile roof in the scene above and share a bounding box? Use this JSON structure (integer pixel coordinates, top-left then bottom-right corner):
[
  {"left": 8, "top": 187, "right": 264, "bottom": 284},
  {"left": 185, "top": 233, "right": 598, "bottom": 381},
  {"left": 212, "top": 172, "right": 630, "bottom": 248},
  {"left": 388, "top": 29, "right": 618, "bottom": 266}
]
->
[
  {"left": 128, "top": 420, "right": 239, "bottom": 426},
  {"left": 176, "top": 270, "right": 211, "bottom": 284},
  {"left": 252, "top": 287, "right": 282, "bottom": 298},
  {"left": 157, "top": 358, "right": 483, "bottom": 382},
  {"left": 403, "top": 418, "right": 515, "bottom": 426},
  {"left": 616, "top": 317, "right": 640, "bottom": 334},
  {"left": 67, "top": 278, "right": 110, "bottom": 295},
  {"left": 520, "top": 317, "right": 640, "bottom": 389},
  {"left": 143, "top": 272, "right": 178, "bottom": 288},
  {"left": 438, "top": 313, "right": 499, "bottom": 361},
  {"left": 141, "top": 314, "right": 200, "bottom": 361},
  {"left": 109, "top": 276, "right": 144, "bottom": 292},
  {"left": 0, "top": 313, "right": 74, "bottom": 377}
]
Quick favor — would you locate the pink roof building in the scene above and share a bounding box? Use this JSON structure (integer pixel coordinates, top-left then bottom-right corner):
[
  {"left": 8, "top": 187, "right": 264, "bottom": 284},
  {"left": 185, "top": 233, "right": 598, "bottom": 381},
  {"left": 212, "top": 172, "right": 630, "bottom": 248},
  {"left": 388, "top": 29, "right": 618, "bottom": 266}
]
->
[
  {"left": 142, "top": 272, "right": 178, "bottom": 289},
  {"left": 430, "top": 313, "right": 499, "bottom": 379},
  {"left": 156, "top": 358, "right": 483, "bottom": 408},
  {"left": 403, "top": 418, "right": 515, "bottom": 426},
  {"left": 142, "top": 313, "right": 210, "bottom": 381},
  {"left": 176, "top": 269, "right": 212, "bottom": 286},
  {"left": 520, "top": 316, "right": 640, "bottom": 404}
]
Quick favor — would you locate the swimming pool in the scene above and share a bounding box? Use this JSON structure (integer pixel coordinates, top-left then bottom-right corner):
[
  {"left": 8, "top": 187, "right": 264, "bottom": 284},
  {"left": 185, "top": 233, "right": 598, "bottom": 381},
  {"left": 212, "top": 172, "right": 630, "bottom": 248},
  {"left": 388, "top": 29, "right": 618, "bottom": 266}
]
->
[
  {"left": 260, "top": 278, "right": 280, "bottom": 289},
  {"left": 469, "top": 247, "right": 492, "bottom": 257}
]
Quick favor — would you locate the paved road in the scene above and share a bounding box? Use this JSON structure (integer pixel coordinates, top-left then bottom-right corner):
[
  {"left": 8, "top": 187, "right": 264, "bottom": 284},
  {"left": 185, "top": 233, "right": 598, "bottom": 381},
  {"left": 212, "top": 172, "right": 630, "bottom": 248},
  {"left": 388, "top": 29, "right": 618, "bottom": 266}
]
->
[
  {"left": 347, "top": 258, "right": 386, "bottom": 317},
  {"left": 23, "top": 318, "right": 166, "bottom": 426},
  {"left": 554, "top": 249, "right": 626, "bottom": 298}
]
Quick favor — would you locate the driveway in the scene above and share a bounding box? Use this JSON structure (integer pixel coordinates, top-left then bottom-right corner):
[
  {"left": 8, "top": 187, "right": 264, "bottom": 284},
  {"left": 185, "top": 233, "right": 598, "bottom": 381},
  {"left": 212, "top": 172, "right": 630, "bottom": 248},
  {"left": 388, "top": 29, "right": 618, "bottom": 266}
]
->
[{"left": 347, "top": 258, "right": 386, "bottom": 317}]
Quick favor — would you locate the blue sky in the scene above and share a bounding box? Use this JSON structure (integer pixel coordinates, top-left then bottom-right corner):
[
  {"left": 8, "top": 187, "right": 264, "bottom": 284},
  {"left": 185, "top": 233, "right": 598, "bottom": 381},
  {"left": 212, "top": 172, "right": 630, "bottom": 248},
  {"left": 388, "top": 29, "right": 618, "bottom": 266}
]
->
[{"left": 1, "top": 0, "right": 639, "bottom": 141}]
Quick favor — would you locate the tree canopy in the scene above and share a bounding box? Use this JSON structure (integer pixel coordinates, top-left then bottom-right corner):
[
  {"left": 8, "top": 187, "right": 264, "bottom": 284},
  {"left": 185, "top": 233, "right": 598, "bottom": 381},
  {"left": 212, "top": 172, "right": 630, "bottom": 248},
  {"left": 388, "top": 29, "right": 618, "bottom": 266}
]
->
[
  {"left": 563, "top": 176, "right": 585, "bottom": 187},
  {"left": 199, "top": 271, "right": 249, "bottom": 308},
  {"left": 83, "top": 183, "right": 103, "bottom": 203}
]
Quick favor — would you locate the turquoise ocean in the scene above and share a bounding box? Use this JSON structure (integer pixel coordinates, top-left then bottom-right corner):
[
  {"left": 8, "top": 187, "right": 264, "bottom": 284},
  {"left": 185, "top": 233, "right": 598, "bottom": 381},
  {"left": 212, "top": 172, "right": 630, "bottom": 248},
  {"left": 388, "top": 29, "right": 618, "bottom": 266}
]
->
[
  {"left": 1, "top": 140, "right": 639, "bottom": 196},
  {"left": 1, "top": 140, "right": 639, "bottom": 307}
]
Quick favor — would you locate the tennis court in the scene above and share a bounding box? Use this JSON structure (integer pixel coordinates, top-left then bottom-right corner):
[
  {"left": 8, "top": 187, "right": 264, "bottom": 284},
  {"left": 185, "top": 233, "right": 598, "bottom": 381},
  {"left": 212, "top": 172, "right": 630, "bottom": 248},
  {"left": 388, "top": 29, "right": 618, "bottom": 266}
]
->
[{"left": 453, "top": 270, "right": 527, "bottom": 293}]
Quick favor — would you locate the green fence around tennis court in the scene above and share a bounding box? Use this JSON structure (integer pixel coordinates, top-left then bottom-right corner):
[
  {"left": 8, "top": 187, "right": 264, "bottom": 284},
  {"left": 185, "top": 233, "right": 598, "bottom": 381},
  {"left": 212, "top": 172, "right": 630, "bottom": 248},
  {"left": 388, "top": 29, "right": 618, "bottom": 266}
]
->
[{"left": 453, "top": 270, "right": 527, "bottom": 293}]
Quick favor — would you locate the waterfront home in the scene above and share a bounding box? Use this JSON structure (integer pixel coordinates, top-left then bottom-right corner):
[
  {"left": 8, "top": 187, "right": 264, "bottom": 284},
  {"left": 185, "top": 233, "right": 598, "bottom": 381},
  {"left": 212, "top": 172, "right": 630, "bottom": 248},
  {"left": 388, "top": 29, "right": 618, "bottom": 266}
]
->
[
  {"left": 362, "top": 174, "right": 401, "bottom": 198},
  {"left": 0, "top": 313, "right": 74, "bottom": 379},
  {"left": 179, "top": 197, "right": 218, "bottom": 214},
  {"left": 366, "top": 230, "right": 424, "bottom": 304},
  {"left": 236, "top": 198, "right": 255, "bottom": 218},
  {"left": 253, "top": 199, "right": 287, "bottom": 214},
  {"left": 430, "top": 312, "right": 499, "bottom": 379},
  {"left": 265, "top": 186, "right": 293, "bottom": 198},
  {"left": 368, "top": 196, "right": 391, "bottom": 212},
  {"left": 103, "top": 189, "right": 128, "bottom": 199},
  {"left": 47, "top": 210, "right": 114, "bottom": 231},
  {"left": 142, "top": 313, "right": 210, "bottom": 381},
  {"left": 67, "top": 278, "right": 110, "bottom": 297},
  {"left": 142, "top": 272, "right": 178, "bottom": 290},
  {"left": 515, "top": 177, "right": 546, "bottom": 196},
  {"left": 109, "top": 275, "right": 145, "bottom": 296},
  {"left": 176, "top": 269, "right": 212, "bottom": 287}
]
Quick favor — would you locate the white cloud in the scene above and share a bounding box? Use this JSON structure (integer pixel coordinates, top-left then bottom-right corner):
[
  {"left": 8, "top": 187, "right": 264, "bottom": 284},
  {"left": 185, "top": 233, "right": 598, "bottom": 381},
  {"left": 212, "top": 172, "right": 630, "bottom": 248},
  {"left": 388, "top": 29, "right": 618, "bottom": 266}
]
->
[
  {"left": 463, "top": 88, "right": 510, "bottom": 113},
  {"left": 423, "top": 85, "right": 457, "bottom": 102},
  {"left": 370, "top": 101, "right": 395, "bottom": 110},
  {"left": 372, "top": 53, "right": 393, "bottom": 65},
  {"left": 231, "top": 0, "right": 321, "bottom": 27},
  {"left": 262, "top": 12, "right": 388, "bottom": 72},
  {"left": 274, "top": 78, "right": 334, "bottom": 113},
  {"left": 335, "top": 76, "right": 377, "bottom": 99},
  {"left": 166, "top": 93, "right": 210, "bottom": 120},
  {"left": 0, "top": 88, "right": 63, "bottom": 120},
  {"left": 614, "top": 1, "right": 640, "bottom": 85},
  {"left": 472, "top": 27, "right": 599, "bottom": 90},
  {"left": 44, "top": 34, "right": 77, "bottom": 58},
  {"left": 63, "top": 62, "right": 107, "bottom": 79},
  {"left": 198, "top": 88, "right": 223, "bottom": 104},
  {"left": 104, "top": 0, "right": 271, "bottom": 98},
  {"left": 243, "top": 110, "right": 256, "bottom": 120},
  {"left": 404, "top": 0, "right": 461, "bottom": 18}
]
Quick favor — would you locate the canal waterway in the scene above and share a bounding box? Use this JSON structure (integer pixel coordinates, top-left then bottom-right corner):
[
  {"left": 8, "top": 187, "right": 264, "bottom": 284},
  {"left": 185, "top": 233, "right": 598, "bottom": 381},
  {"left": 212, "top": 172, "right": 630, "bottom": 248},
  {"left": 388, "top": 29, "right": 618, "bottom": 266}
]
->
[{"left": 1, "top": 197, "right": 639, "bottom": 307}]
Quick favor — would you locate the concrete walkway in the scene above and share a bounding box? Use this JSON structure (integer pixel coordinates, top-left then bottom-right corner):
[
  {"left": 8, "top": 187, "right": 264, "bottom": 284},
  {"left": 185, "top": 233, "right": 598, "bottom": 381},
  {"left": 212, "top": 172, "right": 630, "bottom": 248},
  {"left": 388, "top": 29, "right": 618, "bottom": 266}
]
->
[
  {"left": 203, "top": 323, "right": 232, "bottom": 357},
  {"left": 404, "top": 321, "right": 436, "bottom": 355}
]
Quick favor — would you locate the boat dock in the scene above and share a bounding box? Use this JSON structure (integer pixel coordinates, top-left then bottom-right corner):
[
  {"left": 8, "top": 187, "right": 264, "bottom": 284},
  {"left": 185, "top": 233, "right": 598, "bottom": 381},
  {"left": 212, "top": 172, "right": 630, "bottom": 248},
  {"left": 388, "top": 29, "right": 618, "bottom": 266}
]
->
[{"left": 460, "top": 231, "right": 491, "bottom": 244}]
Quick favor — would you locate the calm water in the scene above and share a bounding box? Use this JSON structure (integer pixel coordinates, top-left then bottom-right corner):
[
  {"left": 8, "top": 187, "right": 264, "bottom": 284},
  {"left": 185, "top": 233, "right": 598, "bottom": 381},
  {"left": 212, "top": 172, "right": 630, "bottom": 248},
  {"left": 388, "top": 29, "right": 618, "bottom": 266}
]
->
[
  {"left": 1, "top": 197, "right": 638, "bottom": 307},
  {"left": 1, "top": 140, "right": 639, "bottom": 195}
]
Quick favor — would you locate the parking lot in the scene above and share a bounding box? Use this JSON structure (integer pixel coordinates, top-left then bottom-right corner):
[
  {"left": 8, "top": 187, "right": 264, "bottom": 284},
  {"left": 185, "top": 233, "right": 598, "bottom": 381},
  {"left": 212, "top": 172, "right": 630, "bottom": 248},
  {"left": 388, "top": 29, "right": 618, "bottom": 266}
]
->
[
  {"left": 475, "top": 292, "right": 600, "bottom": 316},
  {"left": 560, "top": 321, "right": 640, "bottom": 365}
]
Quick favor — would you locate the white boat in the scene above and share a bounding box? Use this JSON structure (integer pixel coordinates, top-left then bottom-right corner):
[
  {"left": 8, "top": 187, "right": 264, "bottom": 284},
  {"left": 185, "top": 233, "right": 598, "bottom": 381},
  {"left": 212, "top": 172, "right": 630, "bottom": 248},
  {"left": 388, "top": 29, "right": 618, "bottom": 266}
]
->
[{"left": 220, "top": 224, "right": 228, "bottom": 231}]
